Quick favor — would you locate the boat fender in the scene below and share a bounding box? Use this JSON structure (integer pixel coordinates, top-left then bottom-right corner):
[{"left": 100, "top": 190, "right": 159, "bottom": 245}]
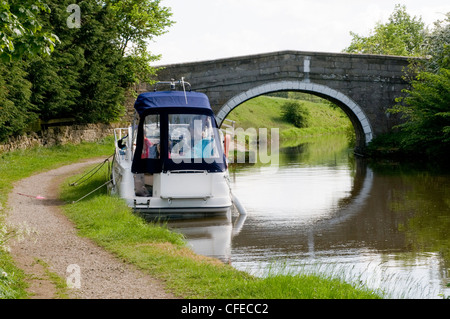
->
[{"left": 232, "top": 193, "right": 247, "bottom": 216}]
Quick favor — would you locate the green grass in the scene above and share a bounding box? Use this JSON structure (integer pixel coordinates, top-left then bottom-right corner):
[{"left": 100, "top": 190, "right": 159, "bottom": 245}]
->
[
  {"left": 224, "top": 95, "right": 353, "bottom": 143},
  {"left": 233, "top": 274, "right": 379, "bottom": 299},
  {"left": 0, "top": 137, "right": 115, "bottom": 208},
  {"left": 0, "top": 250, "right": 28, "bottom": 299},
  {"left": 0, "top": 102, "right": 370, "bottom": 299},
  {"left": 58, "top": 165, "right": 382, "bottom": 299},
  {"left": 33, "top": 258, "right": 71, "bottom": 299},
  {"left": 0, "top": 137, "right": 114, "bottom": 299}
]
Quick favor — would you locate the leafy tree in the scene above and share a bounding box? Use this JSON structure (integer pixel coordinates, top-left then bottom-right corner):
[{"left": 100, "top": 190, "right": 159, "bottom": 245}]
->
[
  {"left": 281, "top": 101, "right": 310, "bottom": 128},
  {"left": 28, "top": 0, "right": 173, "bottom": 123},
  {"left": 344, "top": 4, "right": 426, "bottom": 56},
  {"left": 65, "top": 0, "right": 126, "bottom": 123},
  {"left": 0, "top": 0, "right": 58, "bottom": 62},
  {"left": 1, "top": 0, "right": 173, "bottom": 142},
  {"left": 389, "top": 68, "right": 450, "bottom": 157},
  {"left": 0, "top": 61, "right": 36, "bottom": 141},
  {"left": 351, "top": 7, "right": 450, "bottom": 161},
  {"left": 386, "top": 13, "right": 450, "bottom": 158},
  {"left": 0, "top": 0, "right": 59, "bottom": 141},
  {"left": 107, "top": 0, "right": 174, "bottom": 86},
  {"left": 27, "top": 0, "right": 84, "bottom": 121},
  {"left": 421, "top": 13, "right": 450, "bottom": 72},
  {"left": 108, "top": 0, "right": 173, "bottom": 56}
]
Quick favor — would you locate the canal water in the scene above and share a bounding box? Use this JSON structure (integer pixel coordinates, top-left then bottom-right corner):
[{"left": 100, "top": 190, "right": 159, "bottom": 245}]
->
[{"left": 167, "top": 134, "right": 450, "bottom": 299}]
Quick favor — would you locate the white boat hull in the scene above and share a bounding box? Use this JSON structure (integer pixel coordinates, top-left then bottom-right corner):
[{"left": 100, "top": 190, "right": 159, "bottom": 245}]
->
[{"left": 111, "top": 131, "right": 233, "bottom": 216}]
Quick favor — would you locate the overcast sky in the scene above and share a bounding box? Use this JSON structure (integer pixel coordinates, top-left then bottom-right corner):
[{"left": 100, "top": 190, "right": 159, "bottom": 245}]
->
[{"left": 149, "top": 0, "right": 449, "bottom": 66}]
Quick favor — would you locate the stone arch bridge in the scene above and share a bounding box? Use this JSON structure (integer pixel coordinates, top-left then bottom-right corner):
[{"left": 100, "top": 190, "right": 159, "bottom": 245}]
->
[{"left": 137, "top": 50, "right": 412, "bottom": 151}]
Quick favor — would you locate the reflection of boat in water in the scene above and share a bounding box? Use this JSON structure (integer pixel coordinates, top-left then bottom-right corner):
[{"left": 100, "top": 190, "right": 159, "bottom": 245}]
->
[
  {"left": 111, "top": 79, "right": 245, "bottom": 217},
  {"left": 167, "top": 208, "right": 247, "bottom": 262}
]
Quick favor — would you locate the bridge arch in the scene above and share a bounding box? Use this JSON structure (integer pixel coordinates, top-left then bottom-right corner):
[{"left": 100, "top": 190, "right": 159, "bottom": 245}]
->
[{"left": 215, "top": 80, "right": 374, "bottom": 150}]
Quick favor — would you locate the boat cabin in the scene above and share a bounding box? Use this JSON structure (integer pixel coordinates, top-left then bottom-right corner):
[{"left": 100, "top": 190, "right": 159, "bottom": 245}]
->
[{"left": 111, "top": 82, "right": 232, "bottom": 215}]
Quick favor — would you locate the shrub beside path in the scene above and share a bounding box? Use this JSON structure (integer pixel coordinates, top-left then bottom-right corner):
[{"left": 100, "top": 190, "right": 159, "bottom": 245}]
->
[{"left": 6, "top": 159, "right": 175, "bottom": 299}]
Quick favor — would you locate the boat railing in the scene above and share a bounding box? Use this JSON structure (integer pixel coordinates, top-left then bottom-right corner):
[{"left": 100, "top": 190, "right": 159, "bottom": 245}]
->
[
  {"left": 153, "top": 78, "right": 191, "bottom": 92},
  {"left": 220, "top": 118, "right": 235, "bottom": 132},
  {"left": 114, "top": 127, "right": 133, "bottom": 162}
]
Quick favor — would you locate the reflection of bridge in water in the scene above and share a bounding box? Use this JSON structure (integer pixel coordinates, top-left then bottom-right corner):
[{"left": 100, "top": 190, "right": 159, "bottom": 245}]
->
[
  {"left": 306, "top": 161, "right": 373, "bottom": 257},
  {"left": 168, "top": 158, "right": 375, "bottom": 262}
]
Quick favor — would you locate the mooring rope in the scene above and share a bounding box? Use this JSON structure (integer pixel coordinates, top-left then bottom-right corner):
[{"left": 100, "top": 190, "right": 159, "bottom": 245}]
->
[
  {"left": 71, "top": 179, "right": 113, "bottom": 204},
  {"left": 69, "top": 153, "right": 114, "bottom": 187},
  {"left": 69, "top": 153, "right": 115, "bottom": 204}
]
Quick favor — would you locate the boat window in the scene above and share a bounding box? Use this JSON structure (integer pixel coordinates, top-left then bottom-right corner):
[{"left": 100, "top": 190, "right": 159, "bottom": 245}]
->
[
  {"left": 141, "top": 114, "right": 160, "bottom": 159},
  {"left": 169, "top": 114, "right": 221, "bottom": 164}
]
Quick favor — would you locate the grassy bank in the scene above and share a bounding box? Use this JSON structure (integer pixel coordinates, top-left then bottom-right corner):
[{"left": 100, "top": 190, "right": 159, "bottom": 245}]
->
[
  {"left": 1, "top": 137, "right": 379, "bottom": 299},
  {"left": 0, "top": 138, "right": 114, "bottom": 298},
  {"left": 58, "top": 164, "right": 381, "bottom": 299},
  {"left": 225, "top": 95, "right": 354, "bottom": 145}
]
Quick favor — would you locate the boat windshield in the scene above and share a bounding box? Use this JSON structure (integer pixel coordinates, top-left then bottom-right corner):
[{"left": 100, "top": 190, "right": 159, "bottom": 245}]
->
[
  {"left": 169, "top": 114, "right": 222, "bottom": 163},
  {"left": 132, "top": 110, "right": 227, "bottom": 174},
  {"left": 141, "top": 114, "right": 160, "bottom": 159}
]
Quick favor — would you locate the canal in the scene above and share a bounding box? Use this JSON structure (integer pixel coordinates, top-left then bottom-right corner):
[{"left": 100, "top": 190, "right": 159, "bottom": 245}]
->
[{"left": 167, "top": 134, "right": 450, "bottom": 299}]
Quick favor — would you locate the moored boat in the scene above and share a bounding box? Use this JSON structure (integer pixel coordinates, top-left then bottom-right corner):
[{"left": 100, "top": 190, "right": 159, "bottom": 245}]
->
[{"left": 111, "top": 79, "right": 243, "bottom": 217}]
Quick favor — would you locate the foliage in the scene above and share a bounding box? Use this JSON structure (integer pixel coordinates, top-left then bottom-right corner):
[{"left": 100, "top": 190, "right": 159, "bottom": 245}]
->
[
  {"left": 61, "top": 0, "right": 127, "bottom": 124},
  {"left": 368, "top": 65, "right": 450, "bottom": 161},
  {"left": 107, "top": 0, "right": 173, "bottom": 57},
  {"left": 0, "top": 0, "right": 173, "bottom": 142},
  {"left": 281, "top": 100, "right": 310, "bottom": 128},
  {"left": 389, "top": 68, "right": 450, "bottom": 157},
  {"left": 0, "top": 0, "right": 56, "bottom": 141},
  {"left": 0, "top": 250, "right": 28, "bottom": 299},
  {"left": 343, "top": 4, "right": 426, "bottom": 56},
  {"left": 354, "top": 8, "right": 450, "bottom": 162},
  {"left": 26, "top": 0, "right": 84, "bottom": 121},
  {"left": 421, "top": 13, "right": 450, "bottom": 72},
  {"left": 28, "top": 0, "right": 171, "bottom": 123},
  {"left": 0, "top": 0, "right": 59, "bottom": 62},
  {"left": 0, "top": 61, "right": 36, "bottom": 141}
]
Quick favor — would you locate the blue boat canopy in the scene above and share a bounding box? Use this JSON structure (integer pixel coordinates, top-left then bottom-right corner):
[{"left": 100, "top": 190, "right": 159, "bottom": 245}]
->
[
  {"left": 134, "top": 91, "right": 211, "bottom": 116},
  {"left": 131, "top": 89, "right": 227, "bottom": 174}
]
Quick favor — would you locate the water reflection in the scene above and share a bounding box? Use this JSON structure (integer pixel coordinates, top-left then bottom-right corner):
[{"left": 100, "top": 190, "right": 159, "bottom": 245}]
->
[
  {"left": 167, "top": 212, "right": 246, "bottom": 262},
  {"left": 166, "top": 134, "right": 450, "bottom": 299}
]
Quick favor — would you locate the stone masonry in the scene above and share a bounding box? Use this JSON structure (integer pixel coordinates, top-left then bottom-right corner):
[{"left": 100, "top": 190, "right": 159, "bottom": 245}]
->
[
  {"left": 136, "top": 50, "right": 414, "bottom": 151},
  {"left": 0, "top": 123, "right": 121, "bottom": 153}
]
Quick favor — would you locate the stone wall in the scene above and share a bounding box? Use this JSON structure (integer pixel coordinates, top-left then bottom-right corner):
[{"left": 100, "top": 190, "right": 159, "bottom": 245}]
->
[
  {"left": 0, "top": 123, "right": 123, "bottom": 153},
  {"left": 153, "top": 50, "right": 413, "bottom": 150}
]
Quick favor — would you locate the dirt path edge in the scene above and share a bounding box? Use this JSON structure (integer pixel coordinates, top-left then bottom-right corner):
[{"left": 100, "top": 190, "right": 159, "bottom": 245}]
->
[{"left": 5, "top": 159, "right": 175, "bottom": 299}]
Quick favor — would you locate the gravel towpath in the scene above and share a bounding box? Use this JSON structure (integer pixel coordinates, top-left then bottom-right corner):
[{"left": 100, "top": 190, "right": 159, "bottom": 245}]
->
[{"left": 6, "top": 159, "right": 175, "bottom": 299}]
